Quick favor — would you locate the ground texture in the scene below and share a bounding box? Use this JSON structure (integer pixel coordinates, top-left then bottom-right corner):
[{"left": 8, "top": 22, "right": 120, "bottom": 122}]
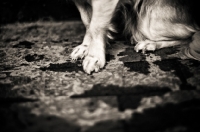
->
[{"left": 0, "top": 21, "right": 200, "bottom": 132}]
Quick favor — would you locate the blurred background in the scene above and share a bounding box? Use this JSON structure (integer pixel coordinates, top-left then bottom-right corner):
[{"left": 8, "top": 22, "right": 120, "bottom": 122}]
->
[{"left": 0, "top": 0, "right": 80, "bottom": 24}]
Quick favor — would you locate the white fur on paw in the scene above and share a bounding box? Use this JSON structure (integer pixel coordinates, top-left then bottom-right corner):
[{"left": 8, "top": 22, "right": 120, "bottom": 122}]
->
[
  {"left": 82, "top": 55, "right": 105, "bottom": 74},
  {"left": 70, "top": 45, "right": 88, "bottom": 61},
  {"left": 134, "top": 40, "right": 156, "bottom": 53}
]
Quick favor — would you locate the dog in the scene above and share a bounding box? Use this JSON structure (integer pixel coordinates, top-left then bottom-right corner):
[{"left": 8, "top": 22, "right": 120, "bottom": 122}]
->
[{"left": 70, "top": 0, "right": 200, "bottom": 74}]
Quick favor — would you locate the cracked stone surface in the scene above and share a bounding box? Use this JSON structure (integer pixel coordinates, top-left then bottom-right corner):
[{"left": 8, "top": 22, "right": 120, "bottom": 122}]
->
[{"left": 0, "top": 21, "right": 200, "bottom": 132}]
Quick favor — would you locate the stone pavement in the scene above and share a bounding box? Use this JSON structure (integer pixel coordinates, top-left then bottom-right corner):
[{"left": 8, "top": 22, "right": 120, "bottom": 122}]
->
[{"left": 0, "top": 21, "right": 200, "bottom": 132}]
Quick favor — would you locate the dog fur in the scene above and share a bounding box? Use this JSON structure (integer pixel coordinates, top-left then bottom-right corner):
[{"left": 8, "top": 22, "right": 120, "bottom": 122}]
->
[{"left": 70, "top": 0, "right": 200, "bottom": 74}]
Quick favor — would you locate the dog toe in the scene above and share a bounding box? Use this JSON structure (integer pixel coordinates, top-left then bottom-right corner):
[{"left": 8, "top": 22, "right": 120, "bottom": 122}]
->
[
  {"left": 135, "top": 41, "right": 156, "bottom": 53},
  {"left": 83, "top": 55, "right": 105, "bottom": 74},
  {"left": 134, "top": 42, "right": 146, "bottom": 52},
  {"left": 70, "top": 45, "right": 88, "bottom": 61}
]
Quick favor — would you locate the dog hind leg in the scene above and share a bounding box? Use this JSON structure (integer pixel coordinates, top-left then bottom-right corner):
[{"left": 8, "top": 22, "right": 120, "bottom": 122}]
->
[{"left": 134, "top": 39, "right": 191, "bottom": 54}]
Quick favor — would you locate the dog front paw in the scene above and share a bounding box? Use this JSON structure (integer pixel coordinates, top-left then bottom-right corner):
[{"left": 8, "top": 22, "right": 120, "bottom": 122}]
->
[
  {"left": 82, "top": 53, "right": 105, "bottom": 74},
  {"left": 134, "top": 40, "right": 156, "bottom": 53},
  {"left": 70, "top": 44, "right": 88, "bottom": 61}
]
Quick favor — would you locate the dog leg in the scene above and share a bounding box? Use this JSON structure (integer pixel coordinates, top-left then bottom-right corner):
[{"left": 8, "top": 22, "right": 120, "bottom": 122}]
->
[
  {"left": 71, "top": 0, "right": 119, "bottom": 74},
  {"left": 83, "top": 0, "right": 119, "bottom": 74},
  {"left": 71, "top": 1, "right": 92, "bottom": 60},
  {"left": 134, "top": 39, "right": 190, "bottom": 54}
]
